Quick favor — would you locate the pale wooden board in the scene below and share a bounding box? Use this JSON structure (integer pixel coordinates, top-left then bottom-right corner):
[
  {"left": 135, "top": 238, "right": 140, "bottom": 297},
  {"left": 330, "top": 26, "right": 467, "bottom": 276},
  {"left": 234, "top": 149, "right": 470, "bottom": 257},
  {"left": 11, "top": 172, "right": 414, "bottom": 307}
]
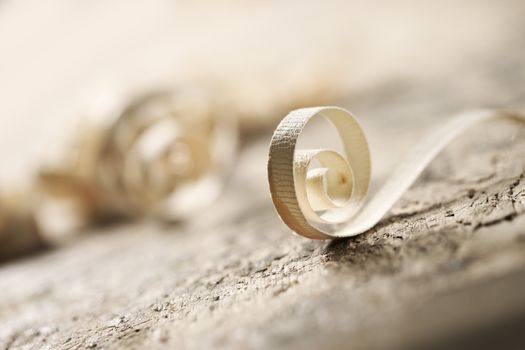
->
[
  {"left": 1, "top": 1, "right": 525, "bottom": 349},
  {"left": 1, "top": 52, "right": 525, "bottom": 349}
]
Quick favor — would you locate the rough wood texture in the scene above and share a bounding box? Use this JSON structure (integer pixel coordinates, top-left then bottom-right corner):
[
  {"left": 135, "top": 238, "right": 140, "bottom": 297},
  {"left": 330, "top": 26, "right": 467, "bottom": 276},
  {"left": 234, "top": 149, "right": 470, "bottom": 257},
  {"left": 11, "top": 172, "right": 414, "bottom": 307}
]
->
[{"left": 2, "top": 15, "right": 525, "bottom": 350}]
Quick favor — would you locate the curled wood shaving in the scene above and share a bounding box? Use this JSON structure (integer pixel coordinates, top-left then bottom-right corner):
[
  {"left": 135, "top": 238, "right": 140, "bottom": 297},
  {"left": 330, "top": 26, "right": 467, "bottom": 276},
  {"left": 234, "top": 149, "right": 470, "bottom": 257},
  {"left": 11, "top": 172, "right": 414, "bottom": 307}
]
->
[
  {"left": 38, "top": 89, "right": 237, "bottom": 229},
  {"left": 0, "top": 190, "right": 44, "bottom": 261},
  {"left": 0, "top": 88, "right": 237, "bottom": 259},
  {"left": 267, "top": 107, "right": 525, "bottom": 240}
]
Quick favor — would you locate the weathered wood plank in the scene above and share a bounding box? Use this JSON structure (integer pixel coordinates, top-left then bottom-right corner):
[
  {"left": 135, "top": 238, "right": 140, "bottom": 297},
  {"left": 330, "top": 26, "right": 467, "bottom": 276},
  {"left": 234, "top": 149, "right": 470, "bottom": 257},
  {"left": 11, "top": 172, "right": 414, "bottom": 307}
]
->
[
  {"left": 1, "top": 2, "right": 525, "bottom": 349},
  {"left": 1, "top": 71, "right": 524, "bottom": 349}
]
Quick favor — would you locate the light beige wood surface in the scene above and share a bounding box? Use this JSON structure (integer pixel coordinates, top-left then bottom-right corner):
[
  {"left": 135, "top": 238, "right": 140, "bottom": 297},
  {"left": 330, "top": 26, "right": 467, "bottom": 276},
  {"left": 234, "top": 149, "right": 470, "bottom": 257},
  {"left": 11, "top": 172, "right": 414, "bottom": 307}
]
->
[{"left": 1, "top": 1, "right": 525, "bottom": 349}]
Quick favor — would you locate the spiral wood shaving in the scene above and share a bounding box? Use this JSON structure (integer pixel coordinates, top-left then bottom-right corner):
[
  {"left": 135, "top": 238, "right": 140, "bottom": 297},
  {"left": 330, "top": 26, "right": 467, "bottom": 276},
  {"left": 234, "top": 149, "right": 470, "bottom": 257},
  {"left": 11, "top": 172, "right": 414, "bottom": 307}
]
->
[
  {"left": 268, "top": 107, "right": 525, "bottom": 240},
  {"left": 38, "top": 89, "right": 237, "bottom": 228},
  {"left": 0, "top": 190, "right": 43, "bottom": 261}
]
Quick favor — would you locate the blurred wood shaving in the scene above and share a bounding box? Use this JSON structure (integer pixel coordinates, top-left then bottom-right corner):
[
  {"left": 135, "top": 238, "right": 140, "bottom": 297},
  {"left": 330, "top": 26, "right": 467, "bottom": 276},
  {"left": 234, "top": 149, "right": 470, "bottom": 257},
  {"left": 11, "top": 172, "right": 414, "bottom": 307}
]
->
[{"left": 0, "top": 87, "right": 238, "bottom": 259}]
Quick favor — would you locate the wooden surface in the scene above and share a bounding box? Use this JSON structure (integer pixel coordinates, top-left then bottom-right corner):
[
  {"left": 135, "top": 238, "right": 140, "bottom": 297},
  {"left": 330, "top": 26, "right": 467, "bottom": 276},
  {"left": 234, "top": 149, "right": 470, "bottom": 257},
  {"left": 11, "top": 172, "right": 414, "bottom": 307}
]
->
[
  {"left": 1, "top": 41, "right": 525, "bottom": 349},
  {"left": 2, "top": 2, "right": 525, "bottom": 350}
]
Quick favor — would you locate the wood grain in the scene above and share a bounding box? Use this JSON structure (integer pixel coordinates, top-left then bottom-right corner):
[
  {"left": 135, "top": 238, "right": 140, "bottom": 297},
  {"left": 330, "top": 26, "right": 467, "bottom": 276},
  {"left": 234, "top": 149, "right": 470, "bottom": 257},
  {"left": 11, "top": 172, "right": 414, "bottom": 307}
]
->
[{"left": 1, "top": 1, "right": 525, "bottom": 349}]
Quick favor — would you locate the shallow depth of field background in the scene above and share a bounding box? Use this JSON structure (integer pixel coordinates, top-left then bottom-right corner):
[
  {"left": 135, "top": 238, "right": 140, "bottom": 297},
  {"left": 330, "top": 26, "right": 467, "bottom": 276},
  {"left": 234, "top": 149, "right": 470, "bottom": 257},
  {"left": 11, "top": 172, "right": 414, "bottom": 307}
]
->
[{"left": 1, "top": 0, "right": 523, "bottom": 185}]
